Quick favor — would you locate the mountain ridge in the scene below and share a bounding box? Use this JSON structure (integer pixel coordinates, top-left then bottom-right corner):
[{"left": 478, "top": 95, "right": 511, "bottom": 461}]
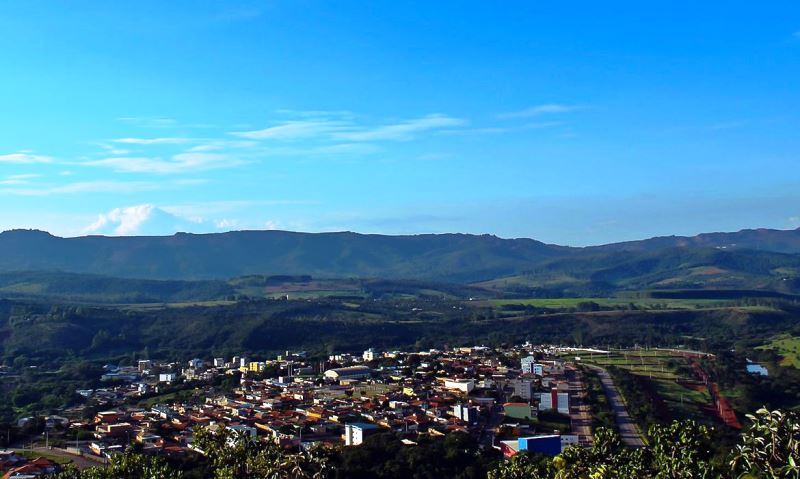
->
[{"left": 1, "top": 227, "right": 799, "bottom": 288}]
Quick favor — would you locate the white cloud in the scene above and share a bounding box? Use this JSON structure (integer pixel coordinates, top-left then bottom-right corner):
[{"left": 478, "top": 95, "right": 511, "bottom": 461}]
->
[
  {"left": 188, "top": 140, "right": 257, "bottom": 152},
  {"left": 233, "top": 114, "right": 466, "bottom": 143},
  {"left": 497, "top": 104, "right": 582, "bottom": 119},
  {"left": 233, "top": 119, "right": 350, "bottom": 140},
  {"left": 337, "top": 114, "right": 465, "bottom": 141},
  {"left": 84, "top": 204, "right": 253, "bottom": 236},
  {"left": 0, "top": 180, "right": 159, "bottom": 196},
  {"left": 215, "top": 218, "right": 239, "bottom": 229},
  {"left": 117, "top": 117, "right": 179, "bottom": 128},
  {"left": 0, "top": 174, "right": 41, "bottom": 185},
  {"left": 111, "top": 137, "right": 191, "bottom": 145},
  {"left": 84, "top": 204, "right": 205, "bottom": 235},
  {"left": 87, "top": 152, "right": 241, "bottom": 174},
  {"left": 0, "top": 152, "right": 54, "bottom": 164}
]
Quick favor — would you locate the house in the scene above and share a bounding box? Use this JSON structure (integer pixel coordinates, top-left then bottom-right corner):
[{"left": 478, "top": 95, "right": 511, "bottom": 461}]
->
[{"left": 2, "top": 457, "right": 59, "bottom": 478}]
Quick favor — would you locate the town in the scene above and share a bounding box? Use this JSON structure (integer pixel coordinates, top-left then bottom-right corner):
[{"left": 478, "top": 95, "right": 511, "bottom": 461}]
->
[{"left": 3, "top": 343, "right": 635, "bottom": 477}]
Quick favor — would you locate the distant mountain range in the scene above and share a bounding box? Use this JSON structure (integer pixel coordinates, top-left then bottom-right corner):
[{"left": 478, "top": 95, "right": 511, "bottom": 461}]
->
[{"left": 0, "top": 227, "right": 799, "bottom": 294}]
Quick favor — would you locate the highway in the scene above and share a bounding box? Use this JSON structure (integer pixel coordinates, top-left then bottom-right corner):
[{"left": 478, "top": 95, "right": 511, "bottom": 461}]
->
[{"left": 584, "top": 364, "right": 646, "bottom": 447}]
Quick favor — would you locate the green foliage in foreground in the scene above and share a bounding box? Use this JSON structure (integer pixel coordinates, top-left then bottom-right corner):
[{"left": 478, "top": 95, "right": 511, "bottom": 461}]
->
[
  {"left": 51, "top": 409, "right": 799, "bottom": 479},
  {"left": 489, "top": 408, "right": 800, "bottom": 479}
]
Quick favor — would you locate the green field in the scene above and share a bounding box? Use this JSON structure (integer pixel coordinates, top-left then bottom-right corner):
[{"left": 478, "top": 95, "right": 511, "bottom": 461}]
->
[
  {"left": 14, "top": 449, "right": 73, "bottom": 465},
  {"left": 757, "top": 335, "right": 800, "bottom": 369},
  {"left": 581, "top": 349, "right": 712, "bottom": 421}
]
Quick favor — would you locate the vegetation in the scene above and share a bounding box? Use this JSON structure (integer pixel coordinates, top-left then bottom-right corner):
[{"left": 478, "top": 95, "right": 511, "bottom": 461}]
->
[
  {"left": 489, "top": 408, "right": 800, "bottom": 479},
  {"left": 757, "top": 334, "right": 800, "bottom": 369}
]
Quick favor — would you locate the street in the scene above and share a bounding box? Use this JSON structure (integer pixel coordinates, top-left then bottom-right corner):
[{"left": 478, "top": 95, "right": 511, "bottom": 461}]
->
[
  {"left": 565, "top": 366, "right": 593, "bottom": 446},
  {"left": 584, "top": 364, "right": 646, "bottom": 447}
]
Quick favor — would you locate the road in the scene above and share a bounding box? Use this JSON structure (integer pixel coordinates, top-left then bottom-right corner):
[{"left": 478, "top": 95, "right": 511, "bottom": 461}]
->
[
  {"left": 565, "top": 366, "right": 593, "bottom": 446},
  {"left": 584, "top": 364, "right": 646, "bottom": 447},
  {"left": 478, "top": 403, "right": 505, "bottom": 449}
]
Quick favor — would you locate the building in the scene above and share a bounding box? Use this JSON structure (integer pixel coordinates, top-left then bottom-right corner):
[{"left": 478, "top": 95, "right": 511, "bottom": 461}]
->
[
  {"left": 159, "top": 373, "right": 177, "bottom": 383},
  {"left": 512, "top": 378, "right": 535, "bottom": 401},
  {"left": 188, "top": 358, "right": 204, "bottom": 370},
  {"left": 520, "top": 356, "right": 536, "bottom": 374},
  {"left": 137, "top": 360, "right": 152, "bottom": 372},
  {"left": 213, "top": 358, "right": 225, "bottom": 368},
  {"left": 249, "top": 362, "right": 267, "bottom": 373},
  {"left": 537, "top": 389, "right": 570, "bottom": 414},
  {"left": 363, "top": 348, "right": 378, "bottom": 361},
  {"left": 503, "top": 402, "right": 536, "bottom": 420},
  {"left": 324, "top": 366, "right": 371, "bottom": 381},
  {"left": 444, "top": 378, "right": 475, "bottom": 394},
  {"left": 519, "top": 435, "right": 562, "bottom": 456},
  {"left": 344, "top": 423, "right": 379, "bottom": 446},
  {"left": 452, "top": 404, "right": 479, "bottom": 423}
]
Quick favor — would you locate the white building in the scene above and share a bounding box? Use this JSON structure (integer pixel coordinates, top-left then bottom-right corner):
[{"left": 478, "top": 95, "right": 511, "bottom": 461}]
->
[
  {"left": 213, "top": 358, "right": 225, "bottom": 368},
  {"left": 188, "top": 358, "right": 204, "bottom": 369},
  {"left": 521, "top": 356, "right": 536, "bottom": 374},
  {"left": 363, "top": 348, "right": 378, "bottom": 361},
  {"left": 453, "top": 404, "right": 479, "bottom": 423},
  {"left": 444, "top": 378, "right": 475, "bottom": 394},
  {"left": 324, "top": 365, "right": 372, "bottom": 381},
  {"left": 158, "top": 373, "right": 177, "bottom": 383},
  {"left": 344, "top": 423, "right": 379, "bottom": 446}
]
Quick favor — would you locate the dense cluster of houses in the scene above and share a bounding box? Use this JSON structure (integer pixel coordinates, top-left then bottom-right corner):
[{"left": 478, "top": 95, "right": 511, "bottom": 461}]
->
[{"left": 4, "top": 343, "right": 587, "bottom": 476}]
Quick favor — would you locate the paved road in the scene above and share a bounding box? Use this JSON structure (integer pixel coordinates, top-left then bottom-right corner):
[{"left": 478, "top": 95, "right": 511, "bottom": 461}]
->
[
  {"left": 584, "top": 364, "right": 646, "bottom": 447},
  {"left": 565, "top": 366, "right": 593, "bottom": 446},
  {"left": 479, "top": 403, "right": 505, "bottom": 449}
]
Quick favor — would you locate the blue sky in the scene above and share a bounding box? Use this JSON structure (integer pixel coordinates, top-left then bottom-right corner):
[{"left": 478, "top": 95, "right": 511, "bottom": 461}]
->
[{"left": 1, "top": 1, "right": 799, "bottom": 245}]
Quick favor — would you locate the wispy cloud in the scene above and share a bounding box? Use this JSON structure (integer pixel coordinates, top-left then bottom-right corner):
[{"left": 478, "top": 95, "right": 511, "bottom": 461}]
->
[
  {"left": 441, "top": 121, "right": 563, "bottom": 136},
  {"left": 0, "top": 173, "right": 41, "bottom": 185},
  {"left": 111, "top": 137, "right": 192, "bottom": 145},
  {"left": 709, "top": 120, "right": 747, "bottom": 131},
  {"left": 497, "top": 104, "right": 582, "bottom": 119},
  {"left": 233, "top": 119, "right": 349, "bottom": 140},
  {"left": 117, "top": 117, "right": 179, "bottom": 128},
  {"left": 86, "top": 152, "right": 241, "bottom": 174},
  {"left": 233, "top": 113, "right": 466, "bottom": 142},
  {"left": 0, "top": 180, "right": 159, "bottom": 196},
  {"left": 0, "top": 151, "right": 54, "bottom": 164},
  {"left": 337, "top": 114, "right": 465, "bottom": 141}
]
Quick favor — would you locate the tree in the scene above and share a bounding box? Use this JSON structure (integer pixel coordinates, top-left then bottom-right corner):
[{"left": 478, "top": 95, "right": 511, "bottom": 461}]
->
[{"left": 729, "top": 408, "right": 800, "bottom": 479}]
